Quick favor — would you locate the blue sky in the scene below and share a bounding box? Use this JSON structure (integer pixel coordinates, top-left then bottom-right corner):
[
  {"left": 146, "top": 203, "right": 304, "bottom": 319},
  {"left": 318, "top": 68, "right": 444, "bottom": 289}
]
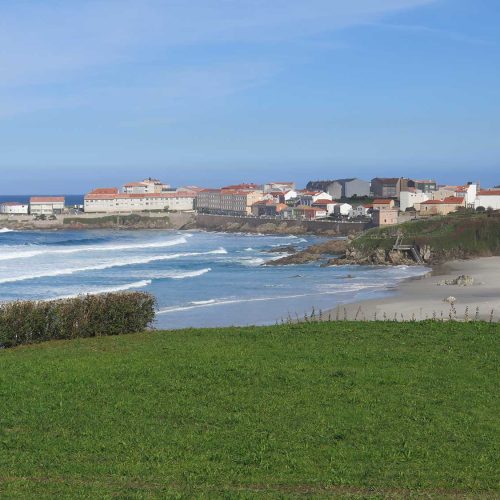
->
[{"left": 0, "top": 0, "right": 498, "bottom": 193}]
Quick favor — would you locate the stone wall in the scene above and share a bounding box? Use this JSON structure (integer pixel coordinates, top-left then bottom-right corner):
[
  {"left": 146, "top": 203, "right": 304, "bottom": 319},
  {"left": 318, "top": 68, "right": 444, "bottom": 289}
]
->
[{"left": 195, "top": 214, "right": 371, "bottom": 236}]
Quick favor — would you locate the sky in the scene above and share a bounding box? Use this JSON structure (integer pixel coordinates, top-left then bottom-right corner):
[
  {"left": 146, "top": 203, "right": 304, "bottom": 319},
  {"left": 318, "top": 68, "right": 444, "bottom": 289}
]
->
[{"left": 0, "top": 0, "right": 499, "bottom": 194}]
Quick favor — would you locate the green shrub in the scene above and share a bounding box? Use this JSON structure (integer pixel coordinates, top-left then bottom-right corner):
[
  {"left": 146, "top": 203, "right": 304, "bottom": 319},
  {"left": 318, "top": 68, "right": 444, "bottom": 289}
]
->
[{"left": 0, "top": 292, "right": 157, "bottom": 348}]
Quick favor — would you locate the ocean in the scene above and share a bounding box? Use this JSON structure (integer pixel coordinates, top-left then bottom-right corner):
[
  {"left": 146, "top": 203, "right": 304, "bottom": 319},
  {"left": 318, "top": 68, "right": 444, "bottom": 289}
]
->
[
  {"left": 0, "top": 194, "right": 84, "bottom": 206},
  {"left": 0, "top": 228, "right": 428, "bottom": 329}
]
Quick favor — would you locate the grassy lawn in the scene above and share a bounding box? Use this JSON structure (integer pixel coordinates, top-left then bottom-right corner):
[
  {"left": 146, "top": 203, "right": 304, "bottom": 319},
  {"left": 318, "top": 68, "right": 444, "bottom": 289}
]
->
[{"left": 0, "top": 322, "right": 498, "bottom": 498}]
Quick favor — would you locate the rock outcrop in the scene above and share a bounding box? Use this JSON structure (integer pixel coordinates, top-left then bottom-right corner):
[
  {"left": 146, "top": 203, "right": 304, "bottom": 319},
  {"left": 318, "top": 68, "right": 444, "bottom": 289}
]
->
[
  {"left": 437, "top": 275, "right": 474, "bottom": 286},
  {"left": 264, "top": 239, "right": 348, "bottom": 266}
]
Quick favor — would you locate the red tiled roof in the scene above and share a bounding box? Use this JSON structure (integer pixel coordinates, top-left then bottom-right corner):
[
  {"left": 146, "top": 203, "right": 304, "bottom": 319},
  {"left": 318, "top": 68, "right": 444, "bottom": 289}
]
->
[
  {"left": 89, "top": 188, "right": 119, "bottom": 195},
  {"left": 443, "top": 196, "right": 465, "bottom": 204},
  {"left": 312, "top": 199, "right": 334, "bottom": 205},
  {"left": 373, "top": 199, "right": 392, "bottom": 204},
  {"left": 85, "top": 192, "right": 193, "bottom": 200},
  {"left": 30, "top": 197, "right": 65, "bottom": 203},
  {"left": 0, "top": 202, "right": 26, "bottom": 206},
  {"left": 478, "top": 190, "right": 500, "bottom": 196},
  {"left": 124, "top": 182, "right": 147, "bottom": 187}
]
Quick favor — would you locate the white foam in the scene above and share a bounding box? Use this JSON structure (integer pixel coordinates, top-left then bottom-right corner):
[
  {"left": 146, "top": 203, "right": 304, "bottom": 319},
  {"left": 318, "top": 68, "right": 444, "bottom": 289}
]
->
[
  {"left": 0, "top": 249, "right": 226, "bottom": 284},
  {"left": 0, "top": 228, "right": 14, "bottom": 233},
  {"left": 153, "top": 268, "right": 211, "bottom": 280},
  {"left": 0, "top": 236, "right": 188, "bottom": 261},
  {"left": 48, "top": 280, "right": 152, "bottom": 301}
]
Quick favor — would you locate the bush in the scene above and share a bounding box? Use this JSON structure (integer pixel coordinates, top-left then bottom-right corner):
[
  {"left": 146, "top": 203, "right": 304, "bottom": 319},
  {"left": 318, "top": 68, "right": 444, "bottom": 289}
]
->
[{"left": 0, "top": 292, "right": 157, "bottom": 348}]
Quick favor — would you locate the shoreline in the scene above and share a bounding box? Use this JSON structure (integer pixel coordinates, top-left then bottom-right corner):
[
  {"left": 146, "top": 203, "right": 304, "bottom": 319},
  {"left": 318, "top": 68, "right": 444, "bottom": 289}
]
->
[{"left": 325, "top": 257, "right": 500, "bottom": 322}]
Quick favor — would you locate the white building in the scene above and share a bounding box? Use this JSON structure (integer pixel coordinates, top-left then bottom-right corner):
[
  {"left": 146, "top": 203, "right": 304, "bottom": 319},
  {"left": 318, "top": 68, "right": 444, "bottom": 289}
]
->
[
  {"left": 475, "top": 190, "right": 500, "bottom": 210},
  {"left": 334, "top": 203, "right": 353, "bottom": 217},
  {"left": 0, "top": 202, "right": 29, "bottom": 215},
  {"left": 296, "top": 191, "right": 333, "bottom": 206},
  {"left": 123, "top": 178, "right": 171, "bottom": 194},
  {"left": 84, "top": 189, "right": 194, "bottom": 213},
  {"left": 454, "top": 183, "right": 477, "bottom": 207},
  {"left": 350, "top": 205, "right": 371, "bottom": 218},
  {"left": 399, "top": 191, "right": 430, "bottom": 211},
  {"left": 30, "top": 197, "right": 65, "bottom": 215}
]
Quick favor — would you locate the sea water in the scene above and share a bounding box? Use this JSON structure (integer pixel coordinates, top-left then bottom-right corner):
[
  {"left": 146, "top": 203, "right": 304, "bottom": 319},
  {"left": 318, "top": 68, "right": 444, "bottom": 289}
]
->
[{"left": 0, "top": 228, "right": 428, "bottom": 328}]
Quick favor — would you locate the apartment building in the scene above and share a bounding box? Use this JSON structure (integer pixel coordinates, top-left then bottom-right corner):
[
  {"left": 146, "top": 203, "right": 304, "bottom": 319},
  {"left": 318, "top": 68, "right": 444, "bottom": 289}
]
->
[
  {"left": 84, "top": 189, "right": 194, "bottom": 213},
  {"left": 371, "top": 177, "right": 414, "bottom": 198},
  {"left": 196, "top": 187, "right": 265, "bottom": 215}
]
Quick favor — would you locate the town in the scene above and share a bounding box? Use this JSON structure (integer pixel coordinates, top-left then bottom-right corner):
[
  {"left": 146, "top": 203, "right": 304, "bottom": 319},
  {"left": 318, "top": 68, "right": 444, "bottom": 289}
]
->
[{"left": 1, "top": 176, "right": 499, "bottom": 227}]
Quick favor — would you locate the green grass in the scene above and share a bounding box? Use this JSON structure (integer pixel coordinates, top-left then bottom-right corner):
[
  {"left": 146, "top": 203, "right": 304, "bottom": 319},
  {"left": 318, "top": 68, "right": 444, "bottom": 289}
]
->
[
  {"left": 1, "top": 322, "right": 499, "bottom": 498},
  {"left": 352, "top": 211, "right": 500, "bottom": 260}
]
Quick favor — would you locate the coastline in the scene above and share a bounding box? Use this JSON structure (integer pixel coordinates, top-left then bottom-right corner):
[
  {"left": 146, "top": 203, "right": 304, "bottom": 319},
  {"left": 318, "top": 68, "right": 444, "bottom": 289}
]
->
[{"left": 326, "top": 257, "right": 500, "bottom": 322}]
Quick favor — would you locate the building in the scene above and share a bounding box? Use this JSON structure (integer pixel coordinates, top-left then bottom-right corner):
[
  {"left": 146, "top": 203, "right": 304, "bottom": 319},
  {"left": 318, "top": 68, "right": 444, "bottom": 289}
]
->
[
  {"left": 196, "top": 188, "right": 265, "bottom": 215},
  {"left": 0, "top": 202, "right": 29, "bottom": 215},
  {"left": 419, "top": 197, "right": 465, "bottom": 216},
  {"left": 306, "top": 178, "right": 370, "bottom": 199},
  {"left": 251, "top": 200, "right": 288, "bottom": 217},
  {"left": 30, "top": 197, "right": 65, "bottom": 215},
  {"left": 373, "top": 208, "right": 399, "bottom": 226},
  {"left": 84, "top": 189, "right": 195, "bottom": 213},
  {"left": 351, "top": 205, "right": 371, "bottom": 218},
  {"left": 371, "top": 177, "right": 414, "bottom": 198},
  {"left": 268, "top": 190, "right": 298, "bottom": 204},
  {"left": 413, "top": 179, "right": 437, "bottom": 193},
  {"left": 295, "top": 191, "right": 333, "bottom": 206},
  {"left": 454, "top": 183, "right": 477, "bottom": 207},
  {"left": 288, "top": 205, "right": 327, "bottom": 220},
  {"left": 311, "top": 199, "right": 336, "bottom": 215},
  {"left": 263, "top": 182, "right": 296, "bottom": 193},
  {"left": 123, "top": 178, "right": 170, "bottom": 194},
  {"left": 399, "top": 191, "right": 430, "bottom": 211},
  {"left": 333, "top": 203, "right": 353, "bottom": 217},
  {"left": 372, "top": 199, "right": 395, "bottom": 211},
  {"left": 475, "top": 190, "right": 500, "bottom": 210}
]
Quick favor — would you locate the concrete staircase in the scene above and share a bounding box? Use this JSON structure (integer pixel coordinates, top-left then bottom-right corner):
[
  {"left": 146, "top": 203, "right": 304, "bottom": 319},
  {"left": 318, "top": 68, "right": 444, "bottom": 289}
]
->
[{"left": 392, "top": 235, "right": 424, "bottom": 264}]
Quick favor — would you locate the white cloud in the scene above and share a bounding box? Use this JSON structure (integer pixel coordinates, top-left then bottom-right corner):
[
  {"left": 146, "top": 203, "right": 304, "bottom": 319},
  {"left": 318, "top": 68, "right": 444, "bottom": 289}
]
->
[{"left": 0, "top": 0, "right": 437, "bottom": 117}]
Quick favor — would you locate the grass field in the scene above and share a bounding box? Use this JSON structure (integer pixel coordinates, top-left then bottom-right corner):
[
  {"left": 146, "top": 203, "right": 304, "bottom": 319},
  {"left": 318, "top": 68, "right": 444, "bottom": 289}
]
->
[{"left": 0, "top": 322, "right": 498, "bottom": 498}]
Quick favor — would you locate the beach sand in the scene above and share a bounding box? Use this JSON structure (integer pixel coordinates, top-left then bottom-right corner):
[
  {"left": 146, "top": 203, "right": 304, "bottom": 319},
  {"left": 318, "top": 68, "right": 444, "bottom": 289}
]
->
[{"left": 327, "top": 256, "right": 500, "bottom": 322}]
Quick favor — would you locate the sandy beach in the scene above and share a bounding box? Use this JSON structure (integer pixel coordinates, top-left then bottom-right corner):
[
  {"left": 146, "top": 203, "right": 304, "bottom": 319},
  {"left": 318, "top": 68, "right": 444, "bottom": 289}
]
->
[{"left": 328, "top": 257, "right": 500, "bottom": 322}]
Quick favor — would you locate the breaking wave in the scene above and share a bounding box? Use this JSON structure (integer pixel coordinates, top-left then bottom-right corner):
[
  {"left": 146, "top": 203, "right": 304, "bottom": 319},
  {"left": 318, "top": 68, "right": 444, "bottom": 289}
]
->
[{"left": 0, "top": 249, "right": 226, "bottom": 284}]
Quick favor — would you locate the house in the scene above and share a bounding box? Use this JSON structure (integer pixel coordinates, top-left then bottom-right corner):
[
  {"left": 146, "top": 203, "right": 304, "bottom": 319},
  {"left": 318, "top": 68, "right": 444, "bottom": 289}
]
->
[
  {"left": 306, "top": 178, "right": 370, "bottom": 199},
  {"left": 296, "top": 191, "right": 333, "bottom": 206},
  {"left": 431, "top": 186, "right": 457, "bottom": 201},
  {"left": 350, "top": 205, "right": 371, "bottom": 218},
  {"left": 311, "top": 199, "right": 336, "bottom": 215},
  {"left": 419, "top": 197, "right": 465, "bottom": 216},
  {"left": 0, "top": 202, "right": 29, "bottom": 215},
  {"left": 251, "top": 200, "right": 288, "bottom": 217},
  {"left": 268, "top": 190, "right": 297, "bottom": 204},
  {"left": 475, "top": 190, "right": 500, "bottom": 210},
  {"left": 454, "top": 183, "right": 477, "bottom": 207},
  {"left": 291, "top": 205, "right": 327, "bottom": 220},
  {"left": 84, "top": 189, "right": 195, "bottom": 213},
  {"left": 371, "top": 177, "right": 414, "bottom": 198},
  {"left": 399, "top": 191, "right": 429, "bottom": 211},
  {"left": 373, "top": 208, "right": 399, "bottom": 226},
  {"left": 333, "top": 203, "right": 353, "bottom": 217},
  {"left": 30, "top": 197, "right": 65, "bottom": 215},
  {"left": 372, "top": 199, "right": 395, "bottom": 210}
]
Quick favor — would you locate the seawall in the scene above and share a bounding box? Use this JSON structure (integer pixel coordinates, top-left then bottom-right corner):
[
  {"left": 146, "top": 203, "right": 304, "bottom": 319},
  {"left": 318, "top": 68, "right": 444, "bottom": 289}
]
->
[{"left": 194, "top": 214, "right": 371, "bottom": 236}]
